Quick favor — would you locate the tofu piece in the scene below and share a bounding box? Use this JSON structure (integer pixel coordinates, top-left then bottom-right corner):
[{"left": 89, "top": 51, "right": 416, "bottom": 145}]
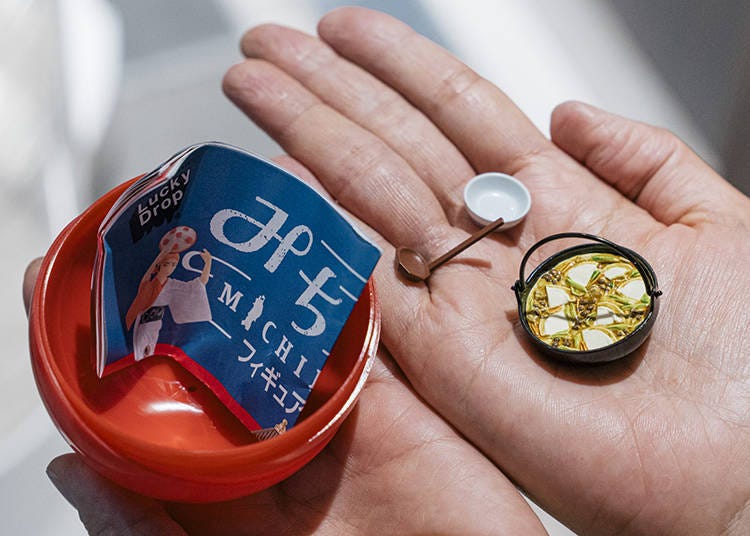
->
[
  {"left": 567, "top": 262, "right": 598, "bottom": 287},
  {"left": 619, "top": 279, "right": 646, "bottom": 301},
  {"left": 545, "top": 285, "right": 570, "bottom": 308},
  {"left": 603, "top": 265, "right": 629, "bottom": 279},
  {"left": 594, "top": 306, "right": 622, "bottom": 326},
  {"left": 541, "top": 312, "right": 569, "bottom": 336},
  {"left": 582, "top": 328, "right": 614, "bottom": 350}
]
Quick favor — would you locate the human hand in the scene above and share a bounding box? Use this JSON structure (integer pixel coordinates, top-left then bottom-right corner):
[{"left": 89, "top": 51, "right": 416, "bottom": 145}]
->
[
  {"left": 199, "top": 248, "right": 212, "bottom": 284},
  {"left": 223, "top": 7, "right": 750, "bottom": 535},
  {"left": 154, "top": 250, "right": 170, "bottom": 265},
  {"left": 41, "top": 355, "right": 543, "bottom": 535},
  {"left": 198, "top": 248, "right": 211, "bottom": 264},
  {"left": 23, "top": 173, "right": 544, "bottom": 535}
]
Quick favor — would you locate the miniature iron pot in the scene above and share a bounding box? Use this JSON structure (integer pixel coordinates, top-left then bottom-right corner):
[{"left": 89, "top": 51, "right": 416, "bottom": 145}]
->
[{"left": 512, "top": 233, "right": 661, "bottom": 364}]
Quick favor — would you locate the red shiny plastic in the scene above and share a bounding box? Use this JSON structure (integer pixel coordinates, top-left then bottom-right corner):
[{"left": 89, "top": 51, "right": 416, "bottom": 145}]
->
[{"left": 29, "top": 181, "right": 380, "bottom": 502}]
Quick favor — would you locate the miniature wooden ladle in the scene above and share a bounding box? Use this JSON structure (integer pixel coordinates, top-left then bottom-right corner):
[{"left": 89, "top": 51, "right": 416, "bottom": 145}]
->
[{"left": 396, "top": 217, "right": 505, "bottom": 281}]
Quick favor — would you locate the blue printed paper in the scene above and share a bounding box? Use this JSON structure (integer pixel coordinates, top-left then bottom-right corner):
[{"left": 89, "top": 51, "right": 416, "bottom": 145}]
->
[{"left": 94, "top": 143, "right": 381, "bottom": 435}]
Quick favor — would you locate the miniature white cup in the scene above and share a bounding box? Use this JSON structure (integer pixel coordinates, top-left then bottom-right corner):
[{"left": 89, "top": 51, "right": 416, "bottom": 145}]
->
[{"left": 463, "top": 172, "right": 531, "bottom": 229}]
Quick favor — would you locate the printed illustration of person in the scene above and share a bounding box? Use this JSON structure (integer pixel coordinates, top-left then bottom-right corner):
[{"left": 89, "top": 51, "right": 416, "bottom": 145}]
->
[
  {"left": 125, "top": 247, "right": 213, "bottom": 361},
  {"left": 241, "top": 295, "right": 265, "bottom": 331}
]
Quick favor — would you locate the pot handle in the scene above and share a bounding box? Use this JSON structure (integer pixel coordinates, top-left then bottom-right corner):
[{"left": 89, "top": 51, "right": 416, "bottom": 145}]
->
[{"left": 511, "top": 232, "right": 661, "bottom": 299}]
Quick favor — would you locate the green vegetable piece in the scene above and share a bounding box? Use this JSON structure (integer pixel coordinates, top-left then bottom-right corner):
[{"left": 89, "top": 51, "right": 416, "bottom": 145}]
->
[
  {"left": 612, "top": 294, "right": 634, "bottom": 306},
  {"left": 565, "top": 276, "right": 586, "bottom": 293},
  {"left": 592, "top": 254, "right": 619, "bottom": 263}
]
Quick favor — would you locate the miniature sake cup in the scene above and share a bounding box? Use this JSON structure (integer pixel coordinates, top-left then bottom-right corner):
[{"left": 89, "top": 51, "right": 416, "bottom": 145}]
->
[
  {"left": 463, "top": 172, "right": 531, "bottom": 229},
  {"left": 29, "top": 179, "right": 380, "bottom": 502}
]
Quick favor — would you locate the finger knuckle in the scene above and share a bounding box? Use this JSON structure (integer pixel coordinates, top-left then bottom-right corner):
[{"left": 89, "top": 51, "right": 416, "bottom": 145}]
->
[{"left": 430, "top": 65, "right": 485, "bottom": 111}]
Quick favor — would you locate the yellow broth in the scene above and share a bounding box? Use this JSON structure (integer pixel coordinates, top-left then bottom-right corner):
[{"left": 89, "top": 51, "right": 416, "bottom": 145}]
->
[{"left": 525, "top": 253, "right": 650, "bottom": 351}]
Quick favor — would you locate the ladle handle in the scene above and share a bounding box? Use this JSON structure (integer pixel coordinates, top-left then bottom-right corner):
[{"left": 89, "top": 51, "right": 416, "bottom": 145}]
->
[{"left": 428, "top": 217, "right": 504, "bottom": 272}]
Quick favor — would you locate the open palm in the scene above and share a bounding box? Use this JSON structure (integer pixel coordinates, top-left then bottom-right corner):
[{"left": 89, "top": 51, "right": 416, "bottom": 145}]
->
[
  {"left": 221, "top": 7, "right": 750, "bottom": 535},
  {"left": 165, "top": 349, "right": 544, "bottom": 534}
]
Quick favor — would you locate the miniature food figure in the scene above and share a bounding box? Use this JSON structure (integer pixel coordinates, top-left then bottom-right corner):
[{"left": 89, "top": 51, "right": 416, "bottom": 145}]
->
[{"left": 524, "top": 253, "right": 650, "bottom": 351}]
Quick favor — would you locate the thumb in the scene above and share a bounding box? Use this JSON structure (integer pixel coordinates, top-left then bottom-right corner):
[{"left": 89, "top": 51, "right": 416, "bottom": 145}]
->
[
  {"left": 551, "top": 100, "right": 750, "bottom": 228},
  {"left": 47, "top": 454, "right": 188, "bottom": 535},
  {"left": 23, "top": 258, "right": 43, "bottom": 316}
]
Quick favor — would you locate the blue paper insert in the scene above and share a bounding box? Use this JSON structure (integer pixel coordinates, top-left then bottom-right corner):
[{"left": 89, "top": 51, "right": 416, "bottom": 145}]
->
[{"left": 95, "top": 143, "right": 381, "bottom": 433}]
